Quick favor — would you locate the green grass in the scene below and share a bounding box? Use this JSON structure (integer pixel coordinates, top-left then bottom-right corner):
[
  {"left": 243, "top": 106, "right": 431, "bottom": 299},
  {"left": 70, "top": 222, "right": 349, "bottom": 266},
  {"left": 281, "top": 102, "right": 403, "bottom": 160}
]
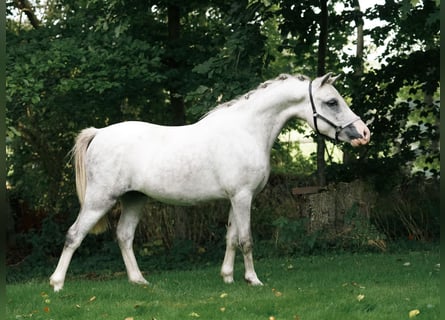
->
[{"left": 7, "top": 249, "right": 439, "bottom": 320}]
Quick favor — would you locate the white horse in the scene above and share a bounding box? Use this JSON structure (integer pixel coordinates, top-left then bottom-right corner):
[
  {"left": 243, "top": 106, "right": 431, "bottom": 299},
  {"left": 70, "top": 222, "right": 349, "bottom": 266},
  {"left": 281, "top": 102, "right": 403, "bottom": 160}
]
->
[{"left": 50, "top": 73, "right": 370, "bottom": 291}]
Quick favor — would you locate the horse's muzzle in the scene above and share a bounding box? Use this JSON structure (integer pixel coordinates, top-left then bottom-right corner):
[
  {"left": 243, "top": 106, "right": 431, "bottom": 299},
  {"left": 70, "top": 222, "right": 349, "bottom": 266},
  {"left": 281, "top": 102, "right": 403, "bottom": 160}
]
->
[{"left": 349, "top": 121, "right": 370, "bottom": 147}]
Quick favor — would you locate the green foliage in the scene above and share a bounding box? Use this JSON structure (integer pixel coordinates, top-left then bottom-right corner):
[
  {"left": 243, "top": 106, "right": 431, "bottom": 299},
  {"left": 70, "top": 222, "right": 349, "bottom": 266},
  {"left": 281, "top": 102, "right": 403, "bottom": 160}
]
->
[
  {"left": 6, "top": 8, "right": 166, "bottom": 211},
  {"left": 341, "top": 203, "right": 386, "bottom": 251},
  {"left": 268, "top": 203, "right": 387, "bottom": 256},
  {"left": 21, "top": 216, "right": 66, "bottom": 261},
  {"left": 271, "top": 139, "right": 316, "bottom": 176},
  {"left": 271, "top": 216, "right": 319, "bottom": 254},
  {"left": 185, "top": 2, "right": 272, "bottom": 120},
  {"left": 342, "top": 0, "right": 440, "bottom": 173}
]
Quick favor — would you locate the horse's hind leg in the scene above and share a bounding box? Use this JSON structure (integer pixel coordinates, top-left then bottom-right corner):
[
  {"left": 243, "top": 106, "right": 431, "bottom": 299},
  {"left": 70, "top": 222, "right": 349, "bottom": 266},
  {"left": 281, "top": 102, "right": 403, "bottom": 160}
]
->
[
  {"left": 50, "top": 195, "right": 116, "bottom": 292},
  {"left": 117, "top": 192, "right": 148, "bottom": 285}
]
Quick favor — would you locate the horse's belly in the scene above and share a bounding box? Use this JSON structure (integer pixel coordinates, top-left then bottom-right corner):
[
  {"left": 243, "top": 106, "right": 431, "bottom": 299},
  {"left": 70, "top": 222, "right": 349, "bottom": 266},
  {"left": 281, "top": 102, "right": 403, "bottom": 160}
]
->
[
  {"left": 138, "top": 179, "right": 225, "bottom": 205},
  {"left": 131, "top": 163, "right": 225, "bottom": 205}
]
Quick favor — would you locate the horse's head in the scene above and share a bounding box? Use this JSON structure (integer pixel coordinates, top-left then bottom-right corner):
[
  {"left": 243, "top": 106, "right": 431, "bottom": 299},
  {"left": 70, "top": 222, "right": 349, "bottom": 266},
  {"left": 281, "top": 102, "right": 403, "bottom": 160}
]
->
[{"left": 308, "top": 73, "right": 370, "bottom": 146}]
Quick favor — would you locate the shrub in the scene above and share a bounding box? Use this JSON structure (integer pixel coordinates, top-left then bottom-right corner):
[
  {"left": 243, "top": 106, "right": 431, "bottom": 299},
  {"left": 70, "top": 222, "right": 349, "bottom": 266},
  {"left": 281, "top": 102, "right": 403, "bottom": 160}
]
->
[{"left": 371, "top": 176, "right": 439, "bottom": 241}]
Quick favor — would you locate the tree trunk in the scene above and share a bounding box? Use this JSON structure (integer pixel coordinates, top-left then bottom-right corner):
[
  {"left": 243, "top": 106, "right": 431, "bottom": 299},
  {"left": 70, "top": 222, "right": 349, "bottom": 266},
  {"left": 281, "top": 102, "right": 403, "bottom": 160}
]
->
[
  {"left": 167, "top": 4, "right": 186, "bottom": 125},
  {"left": 14, "top": 0, "right": 40, "bottom": 29},
  {"left": 316, "top": 0, "right": 328, "bottom": 187},
  {"left": 317, "top": 0, "right": 328, "bottom": 77},
  {"left": 354, "top": 3, "right": 364, "bottom": 66},
  {"left": 343, "top": 0, "right": 364, "bottom": 164}
]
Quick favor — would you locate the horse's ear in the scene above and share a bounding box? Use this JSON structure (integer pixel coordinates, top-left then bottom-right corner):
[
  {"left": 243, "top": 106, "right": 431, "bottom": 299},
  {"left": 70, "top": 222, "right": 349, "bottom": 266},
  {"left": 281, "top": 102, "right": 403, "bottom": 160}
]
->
[
  {"left": 320, "top": 72, "right": 333, "bottom": 86},
  {"left": 329, "top": 74, "right": 342, "bottom": 84},
  {"left": 320, "top": 72, "right": 341, "bottom": 86}
]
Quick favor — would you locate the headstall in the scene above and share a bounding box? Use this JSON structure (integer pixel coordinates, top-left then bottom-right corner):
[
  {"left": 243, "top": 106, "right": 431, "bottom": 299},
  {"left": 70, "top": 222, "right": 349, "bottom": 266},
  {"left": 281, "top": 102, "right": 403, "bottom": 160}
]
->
[{"left": 308, "top": 80, "right": 361, "bottom": 141}]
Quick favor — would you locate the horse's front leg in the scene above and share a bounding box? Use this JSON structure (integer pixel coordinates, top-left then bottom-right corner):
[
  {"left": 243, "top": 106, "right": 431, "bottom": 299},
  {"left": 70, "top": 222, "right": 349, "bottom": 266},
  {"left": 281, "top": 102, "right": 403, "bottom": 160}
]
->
[
  {"left": 221, "top": 208, "right": 237, "bottom": 283},
  {"left": 230, "top": 191, "right": 263, "bottom": 286}
]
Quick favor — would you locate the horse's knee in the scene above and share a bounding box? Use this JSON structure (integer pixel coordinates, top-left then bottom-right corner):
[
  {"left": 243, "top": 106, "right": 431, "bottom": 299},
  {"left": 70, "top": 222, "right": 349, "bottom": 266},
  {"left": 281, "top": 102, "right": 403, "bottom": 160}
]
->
[
  {"left": 226, "top": 231, "right": 238, "bottom": 247},
  {"left": 239, "top": 238, "right": 253, "bottom": 254}
]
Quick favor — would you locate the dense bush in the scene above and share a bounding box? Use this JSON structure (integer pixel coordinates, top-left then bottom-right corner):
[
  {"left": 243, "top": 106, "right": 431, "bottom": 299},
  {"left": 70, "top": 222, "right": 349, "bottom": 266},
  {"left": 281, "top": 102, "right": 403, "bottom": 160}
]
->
[{"left": 371, "top": 176, "right": 440, "bottom": 241}]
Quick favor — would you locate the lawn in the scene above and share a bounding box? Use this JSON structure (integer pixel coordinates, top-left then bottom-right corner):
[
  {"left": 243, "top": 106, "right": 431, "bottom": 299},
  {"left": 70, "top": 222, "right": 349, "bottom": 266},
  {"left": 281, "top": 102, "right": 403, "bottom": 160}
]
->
[{"left": 7, "top": 249, "right": 439, "bottom": 320}]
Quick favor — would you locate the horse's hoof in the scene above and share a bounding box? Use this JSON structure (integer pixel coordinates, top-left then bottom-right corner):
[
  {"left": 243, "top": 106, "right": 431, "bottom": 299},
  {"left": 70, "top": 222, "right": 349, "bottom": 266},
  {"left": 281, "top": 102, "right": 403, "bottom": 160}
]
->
[
  {"left": 222, "top": 275, "right": 234, "bottom": 284},
  {"left": 50, "top": 278, "right": 64, "bottom": 292},
  {"left": 245, "top": 277, "right": 263, "bottom": 286},
  {"left": 130, "top": 278, "right": 149, "bottom": 286}
]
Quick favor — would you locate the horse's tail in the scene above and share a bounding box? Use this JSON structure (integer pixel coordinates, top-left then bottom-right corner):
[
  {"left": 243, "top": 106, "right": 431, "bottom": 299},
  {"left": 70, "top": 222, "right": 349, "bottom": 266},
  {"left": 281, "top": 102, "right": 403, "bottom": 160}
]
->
[{"left": 72, "top": 127, "right": 109, "bottom": 235}]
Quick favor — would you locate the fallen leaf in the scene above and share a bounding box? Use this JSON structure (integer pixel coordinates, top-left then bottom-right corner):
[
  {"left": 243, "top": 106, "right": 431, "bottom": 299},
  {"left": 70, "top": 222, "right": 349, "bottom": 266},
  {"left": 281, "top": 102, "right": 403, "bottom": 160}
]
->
[
  {"left": 269, "top": 316, "right": 276, "bottom": 320},
  {"left": 197, "top": 246, "right": 206, "bottom": 253},
  {"left": 403, "top": 262, "right": 411, "bottom": 267},
  {"left": 220, "top": 307, "right": 226, "bottom": 312},
  {"left": 351, "top": 282, "right": 366, "bottom": 289},
  {"left": 43, "top": 306, "right": 50, "bottom": 313},
  {"left": 89, "top": 296, "right": 96, "bottom": 302},
  {"left": 356, "top": 294, "right": 365, "bottom": 302},
  {"left": 409, "top": 309, "right": 420, "bottom": 318},
  {"left": 272, "top": 288, "right": 283, "bottom": 296},
  {"left": 189, "top": 312, "right": 200, "bottom": 317},
  {"left": 274, "top": 291, "right": 282, "bottom": 297},
  {"left": 124, "top": 317, "right": 134, "bottom": 320},
  {"left": 220, "top": 292, "right": 228, "bottom": 298}
]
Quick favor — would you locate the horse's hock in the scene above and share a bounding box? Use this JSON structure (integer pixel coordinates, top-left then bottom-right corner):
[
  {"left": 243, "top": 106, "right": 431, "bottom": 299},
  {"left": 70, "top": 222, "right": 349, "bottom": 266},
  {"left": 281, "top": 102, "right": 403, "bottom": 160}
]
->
[{"left": 293, "top": 180, "right": 377, "bottom": 237}]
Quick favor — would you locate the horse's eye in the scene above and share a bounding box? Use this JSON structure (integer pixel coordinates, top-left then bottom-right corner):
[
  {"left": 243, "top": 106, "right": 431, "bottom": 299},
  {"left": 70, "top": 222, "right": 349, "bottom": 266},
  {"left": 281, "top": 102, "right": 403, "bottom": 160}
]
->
[{"left": 326, "top": 99, "right": 338, "bottom": 107}]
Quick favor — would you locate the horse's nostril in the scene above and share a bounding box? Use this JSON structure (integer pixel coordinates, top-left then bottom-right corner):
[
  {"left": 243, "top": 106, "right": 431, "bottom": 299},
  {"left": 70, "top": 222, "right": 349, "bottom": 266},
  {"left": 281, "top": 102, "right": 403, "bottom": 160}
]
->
[{"left": 362, "top": 128, "right": 371, "bottom": 142}]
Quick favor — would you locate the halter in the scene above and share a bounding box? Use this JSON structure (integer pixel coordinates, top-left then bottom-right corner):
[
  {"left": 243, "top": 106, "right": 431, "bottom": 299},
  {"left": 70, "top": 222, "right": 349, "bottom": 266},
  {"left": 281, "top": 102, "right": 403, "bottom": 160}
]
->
[{"left": 309, "top": 80, "right": 361, "bottom": 142}]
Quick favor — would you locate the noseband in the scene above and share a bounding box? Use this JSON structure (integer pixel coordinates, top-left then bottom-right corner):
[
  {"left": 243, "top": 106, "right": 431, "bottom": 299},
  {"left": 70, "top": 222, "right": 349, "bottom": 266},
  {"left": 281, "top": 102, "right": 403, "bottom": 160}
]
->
[{"left": 309, "top": 80, "right": 361, "bottom": 141}]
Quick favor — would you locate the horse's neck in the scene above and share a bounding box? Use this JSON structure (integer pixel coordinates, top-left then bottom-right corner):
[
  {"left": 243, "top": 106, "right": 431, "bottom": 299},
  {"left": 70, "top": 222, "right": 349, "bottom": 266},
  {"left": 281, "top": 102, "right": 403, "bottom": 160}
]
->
[
  {"left": 200, "top": 80, "right": 309, "bottom": 153},
  {"left": 238, "top": 83, "right": 309, "bottom": 152}
]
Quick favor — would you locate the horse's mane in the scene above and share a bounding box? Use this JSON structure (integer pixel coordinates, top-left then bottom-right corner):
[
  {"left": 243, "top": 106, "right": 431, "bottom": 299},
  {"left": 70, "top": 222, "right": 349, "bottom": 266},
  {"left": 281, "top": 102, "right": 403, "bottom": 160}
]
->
[{"left": 201, "top": 74, "right": 310, "bottom": 119}]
